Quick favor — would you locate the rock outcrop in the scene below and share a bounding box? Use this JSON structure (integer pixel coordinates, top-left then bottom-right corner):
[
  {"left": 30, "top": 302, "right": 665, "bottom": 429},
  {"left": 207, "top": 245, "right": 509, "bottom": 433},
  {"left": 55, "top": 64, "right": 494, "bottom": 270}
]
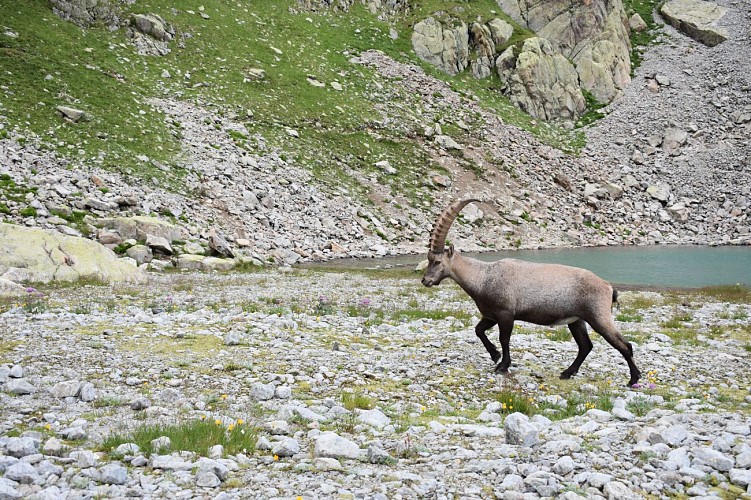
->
[
  {"left": 497, "top": 0, "right": 632, "bottom": 103},
  {"left": 49, "top": 0, "right": 123, "bottom": 28},
  {"left": 411, "top": 17, "right": 469, "bottom": 75},
  {"left": 497, "top": 38, "right": 586, "bottom": 121},
  {"left": 129, "top": 13, "right": 175, "bottom": 56},
  {"left": 660, "top": 0, "right": 728, "bottom": 46},
  {"left": 0, "top": 223, "right": 146, "bottom": 285}
]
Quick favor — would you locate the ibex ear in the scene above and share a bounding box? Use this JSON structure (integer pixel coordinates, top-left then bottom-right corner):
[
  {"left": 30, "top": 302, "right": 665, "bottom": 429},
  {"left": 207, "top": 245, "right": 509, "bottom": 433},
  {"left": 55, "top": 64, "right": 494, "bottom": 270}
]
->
[{"left": 446, "top": 244, "right": 455, "bottom": 257}]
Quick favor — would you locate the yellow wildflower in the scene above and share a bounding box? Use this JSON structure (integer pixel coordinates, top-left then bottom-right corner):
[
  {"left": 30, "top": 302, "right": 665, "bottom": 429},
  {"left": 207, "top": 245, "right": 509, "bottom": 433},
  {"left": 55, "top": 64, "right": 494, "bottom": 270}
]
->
[
  {"left": 215, "top": 419, "right": 222, "bottom": 426},
  {"left": 237, "top": 419, "right": 244, "bottom": 425},
  {"left": 273, "top": 455, "right": 279, "bottom": 461}
]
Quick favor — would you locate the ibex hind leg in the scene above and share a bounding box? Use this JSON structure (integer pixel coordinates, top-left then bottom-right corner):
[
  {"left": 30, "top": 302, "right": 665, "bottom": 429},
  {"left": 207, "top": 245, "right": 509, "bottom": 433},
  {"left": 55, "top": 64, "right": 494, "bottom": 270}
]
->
[
  {"left": 588, "top": 317, "right": 641, "bottom": 387},
  {"left": 494, "top": 320, "right": 514, "bottom": 374},
  {"left": 560, "top": 319, "right": 593, "bottom": 380}
]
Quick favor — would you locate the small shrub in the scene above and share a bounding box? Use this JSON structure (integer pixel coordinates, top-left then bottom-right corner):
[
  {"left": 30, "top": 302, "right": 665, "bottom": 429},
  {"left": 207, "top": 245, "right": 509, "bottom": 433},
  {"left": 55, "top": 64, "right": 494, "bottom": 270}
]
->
[
  {"left": 627, "top": 395, "right": 656, "bottom": 417},
  {"left": 19, "top": 206, "right": 37, "bottom": 217},
  {"left": 22, "top": 287, "right": 47, "bottom": 313},
  {"left": 496, "top": 390, "right": 536, "bottom": 416},
  {"left": 342, "top": 391, "right": 375, "bottom": 411}
]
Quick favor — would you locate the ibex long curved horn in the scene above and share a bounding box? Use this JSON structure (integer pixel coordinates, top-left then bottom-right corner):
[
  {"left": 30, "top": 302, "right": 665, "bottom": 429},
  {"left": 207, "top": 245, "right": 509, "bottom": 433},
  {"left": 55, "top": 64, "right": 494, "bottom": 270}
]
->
[{"left": 429, "top": 198, "right": 481, "bottom": 254}]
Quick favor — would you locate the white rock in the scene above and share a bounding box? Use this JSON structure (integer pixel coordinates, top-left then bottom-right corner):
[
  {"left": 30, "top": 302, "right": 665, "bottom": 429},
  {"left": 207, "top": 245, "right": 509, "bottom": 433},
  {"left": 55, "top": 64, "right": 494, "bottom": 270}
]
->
[
  {"left": 314, "top": 431, "right": 362, "bottom": 460},
  {"left": 504, "top": 412, "right": 539, "bottom": 446},
  {"left": 356, "top": 408, "right": 391, "bottom": 429}
]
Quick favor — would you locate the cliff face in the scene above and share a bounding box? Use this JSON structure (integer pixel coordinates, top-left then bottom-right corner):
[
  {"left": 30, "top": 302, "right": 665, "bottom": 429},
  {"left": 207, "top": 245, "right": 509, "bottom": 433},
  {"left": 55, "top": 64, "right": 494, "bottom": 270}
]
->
[{"left": 497, "top": 0, "right": 632, "bottom": 103}]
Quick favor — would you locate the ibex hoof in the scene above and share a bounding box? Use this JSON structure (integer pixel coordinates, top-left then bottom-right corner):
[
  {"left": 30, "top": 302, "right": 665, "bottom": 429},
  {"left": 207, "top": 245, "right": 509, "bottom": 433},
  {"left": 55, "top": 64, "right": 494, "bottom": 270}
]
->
[
  {"left": 559, "top": 370, "right": 575, "bottom": 380},
  {"left": 494, "top": 362, "right": 510, "bottom": 374}
]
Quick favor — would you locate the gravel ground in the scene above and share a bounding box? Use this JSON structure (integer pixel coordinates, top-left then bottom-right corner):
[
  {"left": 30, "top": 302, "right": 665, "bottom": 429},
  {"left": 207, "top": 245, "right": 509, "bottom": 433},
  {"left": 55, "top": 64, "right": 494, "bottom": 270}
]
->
[{"left": 1, "top": 269, "right": 750, "bottom": 499}]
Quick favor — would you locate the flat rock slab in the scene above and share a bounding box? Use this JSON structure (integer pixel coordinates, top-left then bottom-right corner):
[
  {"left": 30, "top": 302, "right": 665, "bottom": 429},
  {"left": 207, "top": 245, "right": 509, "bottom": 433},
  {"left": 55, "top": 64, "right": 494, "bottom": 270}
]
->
[
  {"left": 0, "top": 223, "right": 147, "bottom": 284},
  {"left": 660, "top": 0, "right": 728, "bottom": 46}
]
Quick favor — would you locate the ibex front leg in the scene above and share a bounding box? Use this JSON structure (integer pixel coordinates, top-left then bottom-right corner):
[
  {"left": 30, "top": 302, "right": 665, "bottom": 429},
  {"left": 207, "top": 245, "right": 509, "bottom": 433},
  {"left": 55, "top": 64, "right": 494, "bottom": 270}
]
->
[{"left": 475, "top": 317, "right": 500, "bottom": 364}]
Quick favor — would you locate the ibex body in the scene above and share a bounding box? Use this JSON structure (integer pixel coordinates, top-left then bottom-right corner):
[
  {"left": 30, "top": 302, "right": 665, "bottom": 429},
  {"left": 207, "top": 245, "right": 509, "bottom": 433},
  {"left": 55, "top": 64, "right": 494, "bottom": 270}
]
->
[{"left": 422, "top": 199, "right": 641, "bottom": 387}]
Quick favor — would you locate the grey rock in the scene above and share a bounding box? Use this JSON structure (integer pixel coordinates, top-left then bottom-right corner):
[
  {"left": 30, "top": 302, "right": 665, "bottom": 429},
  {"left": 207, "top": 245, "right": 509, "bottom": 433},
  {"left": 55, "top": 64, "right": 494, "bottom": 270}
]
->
[
  {"left": 79, "top": 382, "right": 96, "bottom": 402},
  {"left": 196, "top": 457, "right": 229, "bottom": 481},
  {"left": 6, "top": 437, "right": 39, "bottom": 458},
  {"left": 126, "top": 244, "right": 153, "bottom": 265},
  {"left": 692, "top": 447, "right": 734, "bottom": 471},
  {"left": 149, "top": 454, "right": 194, "bottom": 471},
  {"left": 151, "top": 436, "right": 171, "bottom": 453},
  {"left": 314, "top": 431, "right": 362, "bottom": 460},
  {"left": 274, "top": 386, "right": 292, "bottom": 399},
  {"left": 195, "top": 469, "right": 221, "bottom": 488},
  {"left": 71, "top": 450, "right": 98, "bottom": 468},
  {"left": 223, "top": 331, "right": 242, "bottom": 346},
  {"left": 662, "top": 424, "right": 689, "bottom": 445},
  {"left": 8, "top": 365, "right": 22, "bottom": 378},
  {"left": 0, "top": 456, "right": 19, "bottom": 473},
  {"left": 208, "top": 230, "right": 234, "bottom": 258},
  {"left": 604, "top": 481, "right": 642, "bottom": 499},
  {"left": 660, "top": 0, "right": 728, "bottom": 46},
  {"left": 411, "top": 17, "right": 469, "bottom": 75},
  {"left": 271, "top": 437, "right": 300, "bottom": 457},
  {"left": 4, "top": 461, "right": 39, "bottom": 484},
  {"left": 51, "top": 380, "right": 80, "bottom": 398},
  {"left": 5, "top": 379, "right": 36, "bottom": 395},
  {"left": 0, "top": 479, "right": 21, "bottom": 499},
  {"left": 729, "top": 468, "right": 751, "bottom": 488},
  {"left": 145, "top": 233, "right": 173, "bottom": 255},
  {"left": 250, "top": 382, "right": 275, "bottom": 401},
  {"left": 42, "top": 437, "right": 66, "bottom": 457},
  {"left": 357, "top": 408, "right": 391, "bottom": 429},
  {"left": 60, "top": 425, "right": 86, "bottom": 440},
  {"left": 114, "top": 443, "right": 140, "bottom": 456},
  {"left": 553, "top": 455, "right": 575, "bottom": 475},
  {"left": 504, "top": 412, "right": 540, "bottom": 446},
  {"left": 130, "top": 397, "right": 151, "bottom": 410},
  {"left": 314, "top": 457, "right": 343, "bottom": 471},
  {"left": 56, "top": 106, "right": 85, "bottom": 122},
  {"left": 36, "top": 459, "right": 63, "bottom": 477},
  {"left": 367, "top": 445, "right": 393, "bottom": 465},
  {"left": 99, "top": 463, "right": 128, "bottom": 485}
]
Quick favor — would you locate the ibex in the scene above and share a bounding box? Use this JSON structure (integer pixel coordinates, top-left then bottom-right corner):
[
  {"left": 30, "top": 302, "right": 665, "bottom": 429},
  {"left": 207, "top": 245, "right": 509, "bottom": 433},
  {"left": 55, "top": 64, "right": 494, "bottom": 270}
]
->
[{"left": 421, "top": 199, "right": 641, "bottom": 387}]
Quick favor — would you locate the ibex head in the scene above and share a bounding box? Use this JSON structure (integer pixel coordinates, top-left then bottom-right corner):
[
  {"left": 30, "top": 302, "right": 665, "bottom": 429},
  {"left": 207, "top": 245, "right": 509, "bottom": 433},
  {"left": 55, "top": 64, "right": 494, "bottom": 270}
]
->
[{"left": 421, "top": 198, "right": 480, "bottom": 287}]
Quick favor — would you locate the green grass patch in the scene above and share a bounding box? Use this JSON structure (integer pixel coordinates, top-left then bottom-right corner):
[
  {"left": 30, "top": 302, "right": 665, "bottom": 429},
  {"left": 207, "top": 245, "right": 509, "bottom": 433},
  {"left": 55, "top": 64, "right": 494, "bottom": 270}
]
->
[
  {"left": 342, "top": 391, "right": 375, "bottom": 411},
  {"left": 543, "top": 328, "right": 571, "bottom": 342},
  {"left": 700, "top": 284, "right": 751, "bottom": 304},
  {"left": 616, "top": 312, "right": 643, "bottom": 323},
  {"left": 496, "top": 389, "right": 537, "bottom": 416},
  {"left": 626, "top": 395, "right": 657, "bottom": 417},
  {"left": 623, "top": 0, "right": 662, "bottom": 71},
  {"left": 101, "top": 418, "right": 257, "bottom": 457}
]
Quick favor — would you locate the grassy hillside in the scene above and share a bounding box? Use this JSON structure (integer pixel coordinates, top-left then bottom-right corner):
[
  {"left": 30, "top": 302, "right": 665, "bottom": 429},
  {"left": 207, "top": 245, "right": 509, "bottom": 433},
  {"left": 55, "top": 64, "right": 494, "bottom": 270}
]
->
[{"left": 0, "top": 0, "right": 581, "bottom": 199}]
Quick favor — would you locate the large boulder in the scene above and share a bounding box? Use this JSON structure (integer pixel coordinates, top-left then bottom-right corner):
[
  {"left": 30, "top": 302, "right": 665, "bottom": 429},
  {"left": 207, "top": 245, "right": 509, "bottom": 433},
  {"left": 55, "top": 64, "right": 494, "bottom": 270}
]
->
[
  {"left": 660, "top": 0, "right": 728, "bottom": 46},
  {"left": 497, "top": 0, "right": 631, "bottom": 103},
  {"left": 497, "top": 38, "right": 586, "bottom": 121},
  {"left": 98, "top": 216, "right": 184, "bottom": 242},
  {"left": 411, "top": 17, "right": 469, "bottom": 75},
  {"left": 0, "top": 223, "right": 147, "bottom": 284}
]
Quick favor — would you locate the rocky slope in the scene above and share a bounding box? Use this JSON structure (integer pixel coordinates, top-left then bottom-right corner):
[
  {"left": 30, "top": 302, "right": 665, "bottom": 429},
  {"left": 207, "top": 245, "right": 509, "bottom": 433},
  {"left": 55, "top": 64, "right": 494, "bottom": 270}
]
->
[
  {"left": 1, "top": 270, "right": 750, "bottom": 498},
  {"left": 0, "top": 0, "right": 749, "bottom": 270}
]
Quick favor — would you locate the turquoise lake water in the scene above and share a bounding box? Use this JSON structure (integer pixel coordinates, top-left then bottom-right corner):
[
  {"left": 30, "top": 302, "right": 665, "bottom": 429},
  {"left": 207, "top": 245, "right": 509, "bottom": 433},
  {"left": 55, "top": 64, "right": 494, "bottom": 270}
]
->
[{"left": 313, "top": 246, "right": 751, "bottom": 288}]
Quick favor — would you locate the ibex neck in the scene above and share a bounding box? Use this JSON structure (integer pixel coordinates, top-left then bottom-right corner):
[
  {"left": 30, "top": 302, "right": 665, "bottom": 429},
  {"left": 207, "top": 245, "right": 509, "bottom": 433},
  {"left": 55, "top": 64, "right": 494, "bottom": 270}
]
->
[{"left": 449, "top": 253, "right": 484, "bottom": 298}]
